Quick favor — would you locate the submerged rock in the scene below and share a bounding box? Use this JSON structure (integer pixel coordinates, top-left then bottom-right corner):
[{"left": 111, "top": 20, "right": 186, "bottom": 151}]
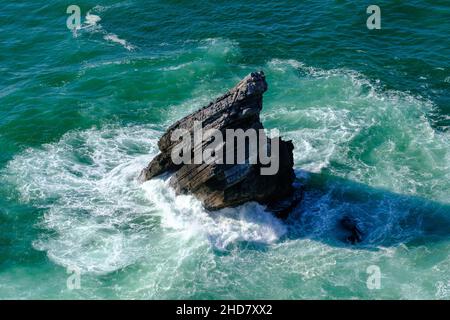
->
[
  {"left": 139, "top": 71, "right": 297, "bottom": 216},
  {"left": 340, "top": 216, "right": 363, "bottom": 244}
]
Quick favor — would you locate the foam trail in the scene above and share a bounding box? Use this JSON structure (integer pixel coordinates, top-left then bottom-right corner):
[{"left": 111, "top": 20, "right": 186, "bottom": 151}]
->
[
  {"left": 104, "top": 33, "right": 136, "bottom": 51},
  {"left": 77, "top": 9, "right": 136, "bottom": 51}
]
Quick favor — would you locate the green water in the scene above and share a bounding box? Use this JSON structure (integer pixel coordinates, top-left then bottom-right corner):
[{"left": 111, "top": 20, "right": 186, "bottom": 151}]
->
[{"left": 0, "top": 1, "right": 450, "bottom": 299}]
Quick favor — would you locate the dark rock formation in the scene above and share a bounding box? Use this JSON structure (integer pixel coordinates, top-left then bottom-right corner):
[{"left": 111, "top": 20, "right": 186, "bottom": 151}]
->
[
  {"left": 139, "top": 71, "right": 297, "bottom": 215},
  {"left": 340, "top": 216, "right": 363, "bottom": 244}
]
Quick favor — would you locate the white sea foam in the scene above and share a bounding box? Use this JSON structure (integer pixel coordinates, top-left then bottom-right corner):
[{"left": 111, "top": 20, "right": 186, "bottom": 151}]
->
[
  {"left": 78, "top": 10, "right": 136, "bottom": 51},
  {"left": 4, "top": 122, "right": 286, "bottom": 274},
  {"left": 159, "top": 62, "right": 192, "bottom": 71},
  {"left": 84, "top": 13, "right": 101, "bottom": 27},
  {"left": 266, "top": 58, "right": 450, "bottom": 204},
  {"left": 142, "top": 178, "right": 286, "bottom": 250},
  {"left": 103, "top": 33, "right": 136, "bottom": 51},
  {"left": 3, "top": 50, "right": 450, "bottom": 296},
  {"left": 263, "top": 58, "right": 450, "bottom": 250},
  {"left": 4, "top": 125, "right": 160, "bottom": 274}
]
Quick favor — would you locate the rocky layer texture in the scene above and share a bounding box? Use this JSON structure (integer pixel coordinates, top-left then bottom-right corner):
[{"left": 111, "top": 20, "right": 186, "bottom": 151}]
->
[{"left": 139, "top": 71, "right": 298, "bottom": 217}]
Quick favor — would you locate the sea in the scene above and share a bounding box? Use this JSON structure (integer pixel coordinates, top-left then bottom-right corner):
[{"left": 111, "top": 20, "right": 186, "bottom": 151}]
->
[{"left": 0, "top": 0, "right": 449, "bottom": 299}]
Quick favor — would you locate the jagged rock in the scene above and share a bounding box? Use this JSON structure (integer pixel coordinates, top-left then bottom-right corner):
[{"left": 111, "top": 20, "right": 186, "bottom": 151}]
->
[{"left": 139, "top": 71, "right": 297, "bottom": 215}]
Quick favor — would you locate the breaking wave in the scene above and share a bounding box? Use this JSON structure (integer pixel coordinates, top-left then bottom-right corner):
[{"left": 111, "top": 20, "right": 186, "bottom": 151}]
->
[
  {"left": 2, "top": 44, "right": 450, "bottom": 297},
  {"left": 3, "top": 124, "right": 285, "bottom": 275}
]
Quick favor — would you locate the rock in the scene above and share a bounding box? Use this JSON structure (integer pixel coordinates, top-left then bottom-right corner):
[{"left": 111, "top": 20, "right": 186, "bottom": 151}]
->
[
  {"left": 340, "top": 216, "right": 363, "bottom": 244},
  {"left": 139, "top": 71, "right": 297, "bottom": 216}
]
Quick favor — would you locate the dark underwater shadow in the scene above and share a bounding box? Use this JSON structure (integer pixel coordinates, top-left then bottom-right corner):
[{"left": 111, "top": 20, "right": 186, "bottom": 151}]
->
[
  {"left": 277, "top": 169, "right": 450, "bottom": 251},
  {"left": 150, "top": 168, "right": 450, "bottom": 255}
]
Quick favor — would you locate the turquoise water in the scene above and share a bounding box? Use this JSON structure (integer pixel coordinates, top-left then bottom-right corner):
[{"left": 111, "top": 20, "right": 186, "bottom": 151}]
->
[{"left": 1, "top": 1, "right": 450, "bottom": 299}]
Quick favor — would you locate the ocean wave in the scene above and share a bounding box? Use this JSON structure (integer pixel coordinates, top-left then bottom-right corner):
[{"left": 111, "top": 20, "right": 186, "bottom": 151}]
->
[
  {"left": 2, "top": 56, "right": 449, "bottom": 297},
  {"left": 265, "top": 58, "right": 450, "bottom": 204},
  {"left": 75, "top": 37, "right": 241, "bottom": 86},
  {"left": 142, "top": 178, "right": 286, "bottom": 250},
  {"left": 3, "top": 125, "right": 160, "bottom": 274},
  {"left": 3, "top": 123, "right": 286, "bottom": 275}
]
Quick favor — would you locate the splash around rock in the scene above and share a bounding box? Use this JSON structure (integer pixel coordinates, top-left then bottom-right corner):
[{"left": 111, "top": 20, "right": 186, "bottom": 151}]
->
[{"left": 139, "top": 71, "right": 300, "bottom": 217}]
